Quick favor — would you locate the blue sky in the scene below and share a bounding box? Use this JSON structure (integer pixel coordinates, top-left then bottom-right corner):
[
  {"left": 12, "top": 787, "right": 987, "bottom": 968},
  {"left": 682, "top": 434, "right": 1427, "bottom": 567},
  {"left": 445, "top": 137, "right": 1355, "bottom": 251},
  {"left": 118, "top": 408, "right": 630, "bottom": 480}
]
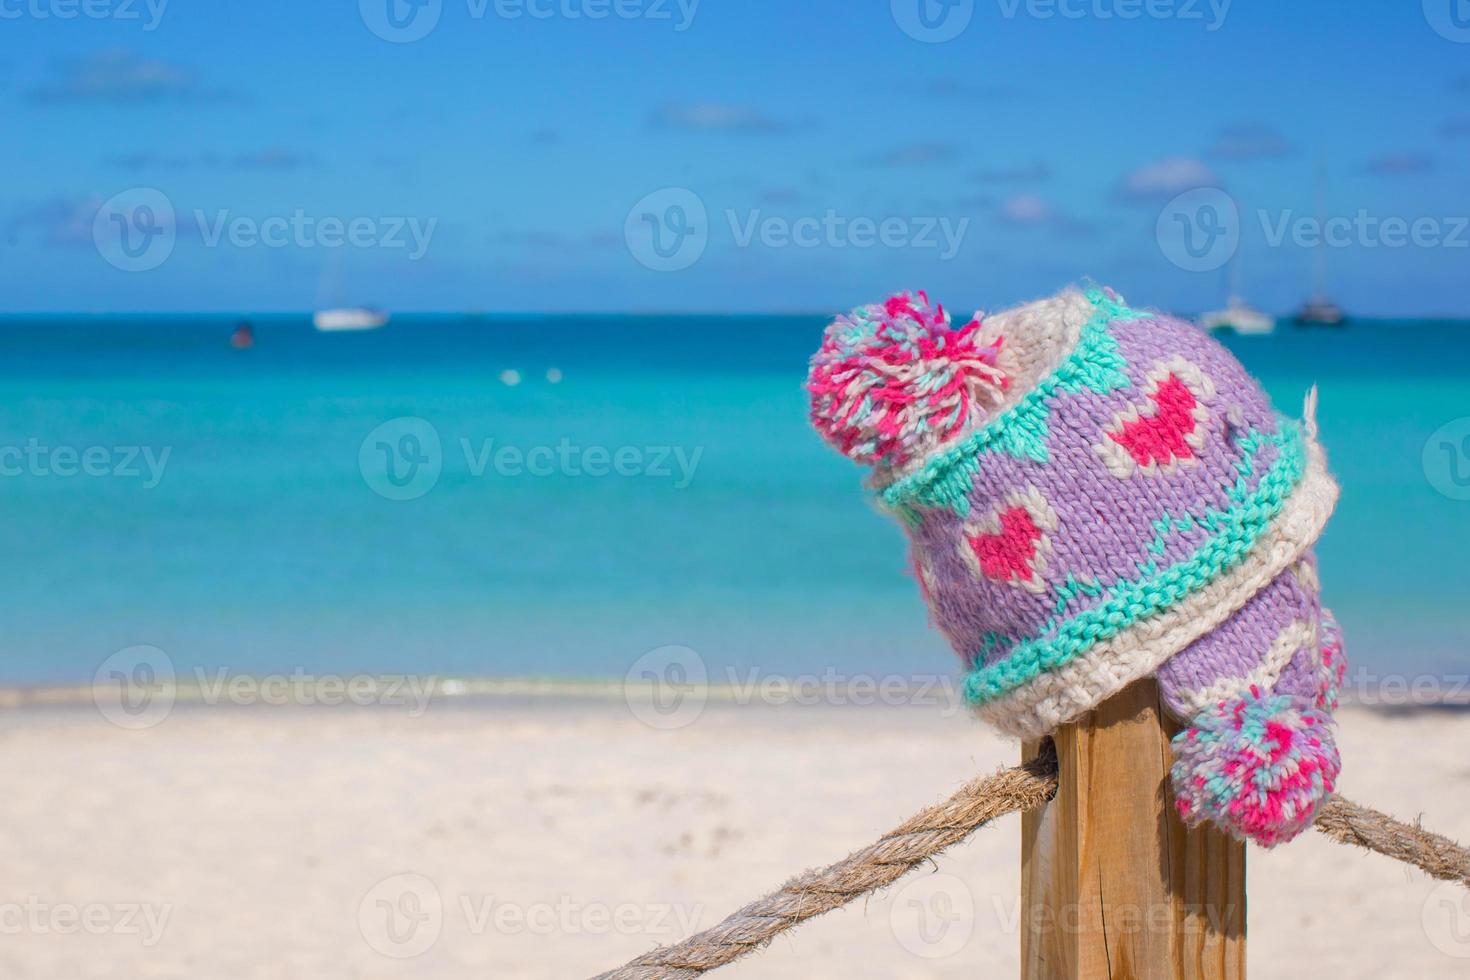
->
[{"left": 2, "top": 0, "right": 1468, "bottom": 314}]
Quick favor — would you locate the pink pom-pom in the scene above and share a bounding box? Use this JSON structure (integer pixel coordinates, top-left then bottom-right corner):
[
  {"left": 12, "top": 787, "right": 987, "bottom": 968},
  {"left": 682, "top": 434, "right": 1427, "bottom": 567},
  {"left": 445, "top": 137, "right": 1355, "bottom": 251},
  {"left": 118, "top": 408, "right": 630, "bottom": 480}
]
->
[
  {"left": 807, "top": 291, "right": 1006, "bottom": 470},
  {"left": 1171, "top": 689, "right": 1341, "bottom": 848}
]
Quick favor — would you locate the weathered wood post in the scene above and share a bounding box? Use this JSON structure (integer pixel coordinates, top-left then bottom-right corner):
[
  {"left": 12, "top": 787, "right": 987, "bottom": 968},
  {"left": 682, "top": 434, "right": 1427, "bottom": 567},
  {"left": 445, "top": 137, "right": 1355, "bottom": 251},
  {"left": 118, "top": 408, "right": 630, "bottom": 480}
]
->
[{"left": 1021, "top": 678, "right": 1246, "bottom": 980}]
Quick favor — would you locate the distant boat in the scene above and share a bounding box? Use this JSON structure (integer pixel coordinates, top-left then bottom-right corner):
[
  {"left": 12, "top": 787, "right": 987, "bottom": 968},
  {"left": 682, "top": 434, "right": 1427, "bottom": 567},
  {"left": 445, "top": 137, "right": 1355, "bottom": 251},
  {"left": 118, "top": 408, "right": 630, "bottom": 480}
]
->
[
  {"left": 1200, "top": 255, "right": 1274, "bottom": 335},
  {"left": 230, "top": 320, "right": 255, "bottom": 349},
  {"left": 314, "top": 307, "right": 389, "bottom": 332},
  {"left": 1200, "top": 297, "right": 1275, "bottom": 336},
  {"left": 1293, "top": 157, "right": 1348, "bottom": 327},
  {"left": 1292, "top": 296, "right": 1347, "bottom": 327},
  {"left": 314, "top": 250, "right": 389, "bottom": 332}
]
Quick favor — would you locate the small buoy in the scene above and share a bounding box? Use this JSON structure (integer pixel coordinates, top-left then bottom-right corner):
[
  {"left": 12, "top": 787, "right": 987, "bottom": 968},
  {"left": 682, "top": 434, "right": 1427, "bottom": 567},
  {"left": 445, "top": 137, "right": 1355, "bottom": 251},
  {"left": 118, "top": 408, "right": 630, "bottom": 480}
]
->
[
  {"left": 546, "top": 367, "right": 563, "bottom": 384},
  {"left": 499, "top": 369, "right": 522, "bottom": 387}
]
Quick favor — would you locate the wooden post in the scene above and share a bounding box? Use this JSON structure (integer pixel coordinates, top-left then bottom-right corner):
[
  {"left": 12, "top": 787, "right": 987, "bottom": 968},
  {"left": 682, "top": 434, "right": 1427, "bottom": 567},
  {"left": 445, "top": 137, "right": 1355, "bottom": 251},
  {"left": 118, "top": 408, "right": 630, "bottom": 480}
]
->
[{"left": 1020, "top": 679, "right": 1246, "bottom": 980}]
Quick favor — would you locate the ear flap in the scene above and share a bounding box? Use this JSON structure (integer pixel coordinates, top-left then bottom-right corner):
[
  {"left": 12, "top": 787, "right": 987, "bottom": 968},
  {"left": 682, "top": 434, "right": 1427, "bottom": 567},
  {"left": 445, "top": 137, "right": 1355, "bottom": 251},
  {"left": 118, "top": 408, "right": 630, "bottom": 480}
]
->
[{"left": 1157, "top": 560, "right": 1343, "bottom": 847}]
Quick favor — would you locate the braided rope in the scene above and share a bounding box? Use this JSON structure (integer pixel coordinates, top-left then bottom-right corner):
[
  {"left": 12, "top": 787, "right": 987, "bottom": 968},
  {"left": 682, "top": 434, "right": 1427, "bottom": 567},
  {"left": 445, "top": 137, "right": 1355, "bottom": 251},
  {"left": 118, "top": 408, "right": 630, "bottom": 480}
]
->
[
  {"left": 592, "top": 746, "right": 1060, "bottom": 980},
  {"left": 1315, "top": 796, "right": 1470, "bottom": 885},
  {"left": 592, "top": 749, "right": 1470, "bottom": 980}
]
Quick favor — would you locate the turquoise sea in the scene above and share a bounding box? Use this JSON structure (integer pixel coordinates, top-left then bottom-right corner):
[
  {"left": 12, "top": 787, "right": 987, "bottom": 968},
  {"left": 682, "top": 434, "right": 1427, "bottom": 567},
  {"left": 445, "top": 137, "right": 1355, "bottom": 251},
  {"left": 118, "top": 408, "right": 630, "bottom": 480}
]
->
[{"left": 1, "top": 313, "right": 1467, "bottom": 689}]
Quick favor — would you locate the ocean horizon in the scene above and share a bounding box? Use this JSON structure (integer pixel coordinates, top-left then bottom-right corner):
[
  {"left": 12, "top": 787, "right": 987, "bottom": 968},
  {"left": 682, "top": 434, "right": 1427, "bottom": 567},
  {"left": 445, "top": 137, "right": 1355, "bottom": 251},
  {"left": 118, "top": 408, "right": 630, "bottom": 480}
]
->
[{"left": 3, "top": 311, "right": 1468, "bottom": 691}]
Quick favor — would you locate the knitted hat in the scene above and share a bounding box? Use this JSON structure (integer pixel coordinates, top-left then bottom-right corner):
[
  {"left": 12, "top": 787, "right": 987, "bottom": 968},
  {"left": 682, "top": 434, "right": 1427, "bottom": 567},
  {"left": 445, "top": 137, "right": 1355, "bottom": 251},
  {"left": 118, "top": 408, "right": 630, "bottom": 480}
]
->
[{"left": 807, "top": 285, "right": 1345, "bottom": 847}]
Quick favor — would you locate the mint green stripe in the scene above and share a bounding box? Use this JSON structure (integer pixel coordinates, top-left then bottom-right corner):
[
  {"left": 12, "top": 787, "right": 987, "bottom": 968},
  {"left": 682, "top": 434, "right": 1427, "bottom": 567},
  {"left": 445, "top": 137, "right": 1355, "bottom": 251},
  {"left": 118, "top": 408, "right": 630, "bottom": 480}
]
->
[
  {"left": 977, "top": 424, "right": 1285, "bottom": 659},
  {"left": 963, "top": 421, "right": 1307, "bottom": 706}
]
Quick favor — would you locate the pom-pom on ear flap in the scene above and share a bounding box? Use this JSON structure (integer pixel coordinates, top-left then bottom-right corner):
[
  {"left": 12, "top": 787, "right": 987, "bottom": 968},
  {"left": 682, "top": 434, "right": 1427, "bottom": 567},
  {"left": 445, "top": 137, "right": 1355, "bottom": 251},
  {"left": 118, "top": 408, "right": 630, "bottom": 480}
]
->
[
  {"left": 1170, "top": 688, "right": 1341, "bottom": 848},
  {"left": 807, "top": 291, "right": 1006, "bottom": 471}
]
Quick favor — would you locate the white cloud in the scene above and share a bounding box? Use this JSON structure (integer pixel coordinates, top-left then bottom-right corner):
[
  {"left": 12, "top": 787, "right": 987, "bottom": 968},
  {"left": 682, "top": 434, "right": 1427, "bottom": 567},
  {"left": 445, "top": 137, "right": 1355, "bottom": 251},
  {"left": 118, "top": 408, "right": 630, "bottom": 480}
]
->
[
  {"left": 999, "top": 193, "right": 1052, "bottom": 224},
  {"left": 649, "top": 103, "right": 787, "bottom": 132},
  {"left": 1115, "top": 157, "right": 1220, "bottom": 203}
]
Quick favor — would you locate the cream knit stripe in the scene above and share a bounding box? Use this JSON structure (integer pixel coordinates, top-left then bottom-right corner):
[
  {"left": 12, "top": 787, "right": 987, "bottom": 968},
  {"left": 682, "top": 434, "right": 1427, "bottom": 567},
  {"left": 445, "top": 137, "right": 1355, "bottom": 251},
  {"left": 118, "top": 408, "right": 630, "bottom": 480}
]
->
[
  {"left": 975, "top": 438, "right": 1339, "bottom": 739},
  {"left": 976, "top": 288, "right": 1091, "bottom": 420},
  {"left": 1171, "top": 616, "right": 1320, "bottom": 717}
]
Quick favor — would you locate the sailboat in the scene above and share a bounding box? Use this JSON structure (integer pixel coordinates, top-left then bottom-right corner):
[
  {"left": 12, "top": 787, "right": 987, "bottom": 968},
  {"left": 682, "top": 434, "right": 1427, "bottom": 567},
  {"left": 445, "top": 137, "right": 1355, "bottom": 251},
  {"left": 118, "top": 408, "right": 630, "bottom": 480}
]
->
[
  {"left": 1200, "top": 297, "right": 1275, "bottom": 336},
  {"left": 1292, "top": 158, "right": 1347, "bottom": 327},
  {"left": 1199, "top": 254, "right": 1274, "bottom": 336},
  {"left": 313, "top": 251, "right": 390, "bottom": 332},
  {"left": 1293, "top": 295, "right": 1346, "bottom": 327},
  {"left": 314, "top": 307, "right": 389, "bottom": 331}
]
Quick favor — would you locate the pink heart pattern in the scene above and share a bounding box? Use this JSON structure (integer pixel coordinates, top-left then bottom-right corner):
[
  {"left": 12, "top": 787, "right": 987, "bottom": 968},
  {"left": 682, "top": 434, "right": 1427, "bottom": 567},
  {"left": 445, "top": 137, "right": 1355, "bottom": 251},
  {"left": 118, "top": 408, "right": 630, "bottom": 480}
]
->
[
  {"left": 1096, "top": 357, "right": 1216, "bottom": 478},
  {"left": 959, "top": 488, "right": 1057, "bottom": 594}
]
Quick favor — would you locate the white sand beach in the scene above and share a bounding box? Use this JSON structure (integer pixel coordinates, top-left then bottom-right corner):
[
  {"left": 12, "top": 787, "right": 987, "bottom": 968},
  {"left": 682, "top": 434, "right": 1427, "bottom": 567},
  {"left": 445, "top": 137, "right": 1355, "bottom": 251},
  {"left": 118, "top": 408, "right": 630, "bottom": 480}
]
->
[{"left": 1, "top": 697, "right": 1467, "bottom": 979}]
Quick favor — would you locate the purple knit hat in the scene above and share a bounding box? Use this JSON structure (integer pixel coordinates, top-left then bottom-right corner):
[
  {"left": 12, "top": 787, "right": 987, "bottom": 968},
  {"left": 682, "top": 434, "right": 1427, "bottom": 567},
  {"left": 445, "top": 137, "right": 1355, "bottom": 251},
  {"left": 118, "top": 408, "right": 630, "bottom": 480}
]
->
[{"left": 807, "top": 285, "right": 1345, "bottom": 847}]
